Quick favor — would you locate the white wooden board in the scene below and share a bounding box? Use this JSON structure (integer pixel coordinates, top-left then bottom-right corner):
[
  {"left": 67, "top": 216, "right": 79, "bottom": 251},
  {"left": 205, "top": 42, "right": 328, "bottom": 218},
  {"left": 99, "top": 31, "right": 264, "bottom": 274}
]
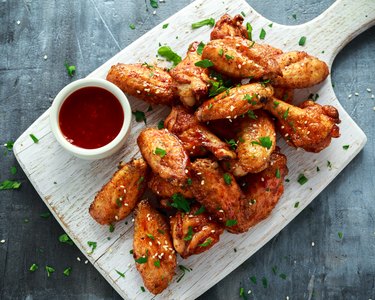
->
[{"left": 13, "top": 0, "right": 375, "bottom": 299}]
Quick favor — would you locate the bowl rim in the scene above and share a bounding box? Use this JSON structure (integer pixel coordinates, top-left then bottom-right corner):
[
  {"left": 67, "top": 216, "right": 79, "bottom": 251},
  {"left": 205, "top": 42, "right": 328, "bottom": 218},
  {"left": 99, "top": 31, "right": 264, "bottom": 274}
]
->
[{"left": 49, "top": 78, "right": 131, "bottom": 159}]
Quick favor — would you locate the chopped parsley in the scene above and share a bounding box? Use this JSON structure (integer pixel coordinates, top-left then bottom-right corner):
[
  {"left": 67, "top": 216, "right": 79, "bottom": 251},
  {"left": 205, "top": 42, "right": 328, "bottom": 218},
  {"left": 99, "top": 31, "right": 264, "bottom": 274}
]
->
[
  {"left": 0, "top": 180, "right": 21, "bottom": 190},
  {"left": 150, "top": 0, "right": 158, "bottom": 8},
  {"left": 342, "top": 145, "right": 350, "bottom": 150},
  {"left": 260, "top": 78, "right": 271, "bottom": 86},
  {"left": 170, "top": 193, "right": 190, "bottom": 212},
  {"left": 4, "top": 141, "right": 14, "bottom": 151},
  {"left": 294, "top": 201, "right": 300, "bottom": 208},
  {"left": 279, "top": 273, "right": 287, "bottom": 280},
  {"left": 64, "top": 62, "right": 76, "bottom": 77},
  {"left": 299, "top": 36, "right": 307, "bottom": 46},
  {"left": 129, "top": 249, "right": 133, "bottom": 254},
  {"left": 157, "top": 120, "right": 164, "bottom": 129},
  {"left": 29, "top": 134, "right": 39, "bottom": 143},
  {"left": 157, "top": 229, "right": 165, "bottom": 234},
  {"left": 116, "top": 269, "right": 125, "bottom": 277},
  {"left": 184, "top": 226, "right": 194, "bottom": 241},
  {"left": 247, "top": 110, "right": 258, "bottom": 119},
  {"left": 259, "top": 28, "right": 266, "bottom": 40},
  {"left": 246, "top": 22, "right": 253, "bottom": 40},
  {"left": 223, "top": 173, "right": 232, "bottom": 185},
  {"left": 162, "top": 23, "right": 169, "bottom": 29},
  {"left": 251, "top": 136, "right": 272, "bottom": 149},
  {"left": 208, "top": 103, "right": 213, "bottom": 110},
  {"left": 191, "top": 18, "right": 215, "bottom": 29},
  {"left": 87, "top": 241, "right": 97, "bottom": 254},
  {"left": 194, "top": 206, "right": 205, "bottom": 215},
  {"left": 308, "top": 93, "right": 319, "bottom": 101},
  {"left": 187, "top": 178, "right": 192, "bottom": 186},
  {"left": 268, "top": 23, "right": 273, "bottom": 28},
  {"left": 275, "top": 168, "right": 281, "bottom": 179},
  {"left": 177, "top": 265, "right": 192, "bottom": 283},
  {"left": 282, "top": 108, "right": 290, "bottom": 120},
  {"left": 135, "top": 256, "right": 148, "bottom": 264},
  {"left": 129, "top": 23, "right": 135, "bottom": 30},
  {"left": 225, "top": 219, "right": 237, "bottom": 227},
  {"left": 241, "top": 11, "right": 246, "bottom": 17},
  {"left": 10, "top": 166, "right": 17, "bottom": 175},
  {"left": 116, "top": 197, "right": 122, "bottom": 207},
  {"left": 154, "top": 259, "right": 161, "bottom": 268},
  {"left": 132, "top": 110, "right": 146, "bottom": 124},
  {"left": 225, "top": 139, "right": 237, "bottom": 150},
  {"left": 239, "top": 287, "right": 246, "bottom": 299},
  {"left": 327, "top": 160, "right": 332, "bottom": 169},
  {"left": 140, "top": 286, "right": 146, "bottom": 292},
  {"left": 199, "top": 238, "right": 212, "bottom": 247},
  {"left": 297, "top": 174, "right": 308, "bottom": 185},
  {"left": 147, "top": 105, "right": 153, "bottom": 112},
  {"left": 225, "top": 54, "right": 234, "bottom": 60},
  {"left": 45, "top": 266, "right": 55, "bottom": 277},
  {"left": 292, "top": 14, "right": 297, "bottom": 20},
  {"left": 250, "top": 276, "right": 257, "bottom": 284},
  {"left": 40, "top": 212, "right": 51, "bottom": 219},
  {"left": 244, "top": 93, "right": 257, "bottom": 105},
  {"left": 195, "top": 59, "right": 214, "bottom": 68},
  {"left": 317, "top": 166, "right": 320, "bottom": 172},
  {"left": 29, "top": 263, "right": 38, "bottom": 272},
  {"left": 262, "top": 277, "right": 268, "bottom": 288},
  {"left": 197, "top": 42, "right": 205, "bottom": 55},
  {"left": 146, "top": 233, "right": 155, "bottom": 240},
  {"left": 157, "top": 46, "right": 182, "bottom": 66},
  {"left": 338, "top": 232, "right": 343, "bottom": 239},
  {"left": 137, "top": 176, "right": 145, "bottom": 186},
  {"left": 109, "top": 224, "right": 115, "bottom": 233},
  {"left": 59, "top": 233, "right": 73, "bottom": 245},
  {"left": 154, "top": 147, "right": 167, "bottom": 158},
  {"left": 63, "top": 267, "right": 72, "bottom": 276},
  {"left": 272, "top": 265, "right": 278, "bottom": 275},
  {"left": 273, "top": 101, "right": 280, "bottom": 108}
]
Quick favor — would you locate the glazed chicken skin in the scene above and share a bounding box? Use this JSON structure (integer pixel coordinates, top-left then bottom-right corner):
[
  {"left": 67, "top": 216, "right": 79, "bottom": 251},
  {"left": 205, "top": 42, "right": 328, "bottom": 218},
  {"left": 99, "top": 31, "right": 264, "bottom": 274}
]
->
[
  {"left": 133, "top": 200, "right": 177, "bottom": 295},
  {"left": 89, "top": 158, "right": 148, "bottom": 225},
  {"left": 195, "top": 83, "right": 274, "bottom": 122},
  {"left": 137, "top": 128, "right": 189, "bottom": 186},
  {"left": 202, "top": 37, "right": 281, "bottom": 79},
  {"left": 106, "top": 63, "right": 177, "bottom": 105},
  {"left": 148, "top": 172, "right": 193, "bottom": 199},
  {"left": 169, "top": 42, "right": 210, "bottom": 107},
  {"left": 170, "top": 204, "right": 224, "bottom": 258},
  {"left": 237, "top": 148, "right": 288, "bottom": 230},
  {"left": 210, "top": 14, "right": 248, "bottom": 40},
  {"left": 265, "top": 98, "right": 340, "bottom": 152},
  {"left": 224, "top": 111, "right": 276, "bottom": 176},
  {"left": 165, "top": 105, "right": 236, "bottom": 160},
  {"left": 272, "top": 51, "right": 329, "bottom": 89},
  {"left": 273, "top": 87, "right": 294, "bottom": 103}
]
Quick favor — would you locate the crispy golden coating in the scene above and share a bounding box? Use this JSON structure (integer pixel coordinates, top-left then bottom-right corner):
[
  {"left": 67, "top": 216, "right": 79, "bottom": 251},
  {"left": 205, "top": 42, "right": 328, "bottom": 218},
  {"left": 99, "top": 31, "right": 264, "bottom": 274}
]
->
[
  {"left": 237, "top": 148, "right": 288, "bottom": 230},
  {"left": 265, "top": 98, "right": 340, "bottom": 152},
  {"left": 169, "top": 42, "right": 210, "bottom": 107},
  {"left": 210, "top": 14, "right": 248, "bottom": 40},
  {"left": 133, "top": 200, "right": 176, "bottom": 295},
  {"left": 224, "top": 111, "right": 276, "bottom": 176},
  {"left": 106, "top": 63, "right": 177, "bottom": 105},
  {"left": 195, "top": 83, "right": 274, "bottom": 122},
  {"left": 89, "top": 158, "right": 148, "bottom": 225},
  {"left": 272, "top": 51, "right": 329, "bottom": 89},
  {"left": 137, "top": 128, "right": 189, "bottom": 186},
  {"left": 273, "top": 87, "right": 294, "bottom": 103},
  {"left": 148, "top": 172, "right": 193, "bottom": 198},
  {"left": 165, "top": 106, "right": 236, "bottom": 160},
  {"left": 170, "top": 204, "right": 224, "bottom": 258},
  {"left": 202, "top": 37, "right": 281, "bottom": 79}
]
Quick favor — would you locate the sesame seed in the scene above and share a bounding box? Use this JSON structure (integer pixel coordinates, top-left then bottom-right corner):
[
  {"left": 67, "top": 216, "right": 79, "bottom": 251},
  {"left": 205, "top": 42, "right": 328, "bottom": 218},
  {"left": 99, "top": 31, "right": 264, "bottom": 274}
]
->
[
  {"left": 281, "top": 126, "right": 285, "bottom": 129},
  {"left": 169, "top": 255, "right": 172, "bottom": 259},
  {"left": 248, "top": 290, "right": 252, "bottom": 294},
  {"left": 0, "top": 239, "right": 5, "bottom": 243},
  {"left": 371, "top": 94, "right": 374, "bottom": 99},
  {"left": 144, "top": 88, "right": 150, "bottom": 92},
  {"left": 185, "top": 169, "right": 188, "bottom": 174},
  {"left": 211, "top": 230, "right": 216, "bottom": 233},
  {"left": 136, "top": 90, "right": 141, "bottom": 94},
  {"left": 230, "top": 105, "right": 235, "bottom": 111},
  {"left": 149, "top": 241, "right": 152, "bottom": 246},
  {"left": 43, "top": 55, "right": 48, "bottom": 60},
  {"left": 132, "top": 218, "right": 135, "bottom": 222},
  {"left": 157, "top": 241, "right": 161, "bottom": 245},
  {"left": 115, "top": 215, "right": 119, "bottom": 220},
  {"left": 348, "top": 94, "right": 352, "bottom": 98},
  {"left": 355, "top": 92, "right": 359, "bottom": 96},
  {"left": 124, "top": 203, "right": 129, "bottom": 207},
  {"left": 367, "top": 88, "right": 372, "bottom": 92},
  {"left": 127, "top": 263, "right": 131, "bottom": 267},
  {"left": 85, "top": 260, "right": 88, "bottom": 264},
  {"left": 218, "top": 209, "right": 224, "bottom": 213},
  {"left": 16, "top": 20, "right": 20, "bottom": 25},
  {"left": 285, "top": 133, "right": 289, "bottom": 137},
  {"left": 311, "top": 242, "right": 315, "bottom": 247},
  {"left": 238, "top": 64, "right": 242, "bottom": 69},
  {"left": 286, "top": 297, "right": 289, "bottom": 300},
  {"left": 153, "top": 10, "right": 156, "bottom": 15},
  {"left": 77, "top": 257, "right": 81, "bottom": 261},
  {"left": 201, "top": 180, "right": 205, "bottom": 185},
  {"left": 123, "top": 189, "right": 127, "bottom": 193},
  {"left": 261, "top": 177, "right": 265, "bottom": 182}
]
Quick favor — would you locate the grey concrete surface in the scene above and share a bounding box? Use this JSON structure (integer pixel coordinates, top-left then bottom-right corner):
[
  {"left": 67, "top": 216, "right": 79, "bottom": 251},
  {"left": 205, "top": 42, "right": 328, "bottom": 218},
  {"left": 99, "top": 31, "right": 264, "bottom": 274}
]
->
[{"left": 0, "top": 0, "right": 374, "bottom": 299}]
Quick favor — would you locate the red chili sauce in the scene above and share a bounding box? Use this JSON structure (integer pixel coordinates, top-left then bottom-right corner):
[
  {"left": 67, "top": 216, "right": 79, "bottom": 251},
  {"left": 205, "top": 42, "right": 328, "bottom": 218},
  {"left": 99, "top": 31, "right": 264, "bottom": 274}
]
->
[{"left": 59, "top": 87, "right": 124, "bottom": 149}]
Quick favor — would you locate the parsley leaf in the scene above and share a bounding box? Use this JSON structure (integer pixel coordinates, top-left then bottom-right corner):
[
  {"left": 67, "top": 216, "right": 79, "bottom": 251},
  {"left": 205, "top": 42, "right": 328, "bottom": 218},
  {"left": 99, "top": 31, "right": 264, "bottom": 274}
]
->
[
  {"left": 63, "top": 267, "right": 72, "bottom": 276},
  {"left": 297, "top": 174, "right": 308, "bottom": 185},
  {"left": 299, "top": 36, "right": 307, "bottom": 46},
  {"left": 223, "top": 173, "right": 232, "bottom": 185},
  {"left": 199, "top": 238, "right": 212, "bottom": 247},
  {"left": 135, "top": 256, "right": 148, "bottom": 264},
  {"left": 282, "top": 108, "right": 290, "bottom": 120},
  {"left": 146, "top": 233, "right": 155, "bottom": 240},
  {"left": 262, "top": 277, "right": 268, "bottom": 288},
  {"left": 150, "top": 0, "right": 158, "bottom": 8},
  {"left": 184, "top": 226, "right": 194, "bottom": 241},
  {"left": 246, "top": 22, "right": 253, "bottom": 40},
  {"left": 177, "top": 265, "right": 192, "bottom": 283},
  {"left": 225, "top": 54, "right": 234, "bottom": 60},
  {"left": 45, "top": 266, "right": 55, "bottom": 277},
  {"left": 116, "top": 269, "right": 125, "bottom": 277},
  {"left": 170, "top": 193, "right": 190, "bottom": 212},
  {"left": 59, "top": 233, "right": 73, "bottom": 245},
  {"left": 259, "top": 28, "right": 266, "bottom": 40},
  {"left": 157, "top": 120, "right": 164, "bottom": 129},
  {"left": 157, "top": 46, "right": 182, "bottom": 66},
  {"left": 275, "top": 168, "right": 281, "bottom": 178},
  {"left": 197, "top": 42, "right": 205, "bottom": 55},
  {"left": 154, "top": 147, "right": 167, "bottom": 158},
  {"left": 250, "top": 276, "right": 257, "bottom": 284},
  {"left": 0, "top": 180, "right": 21, "bottom": 190},
  {"left": 225, "top": 219, "right": 237, "bottom": 227},
  {"left": 10, "top": 166, "right": 17, "bottom": 175},
  {"left": 195, "top": 59, "right": 214, "bottom": 68},
  {"left": 132, "top": 110, "right": 146, "bottom": 124},
  {"left": 194, "top": 206, "right": 205, "bottom": 215},
  {"left": 251, "top": 136, "right": 272, "bottom": 149},
  {"left": 225, "top": 139, "right": 237, "bottom": 150},
  {"left": 4, "top": 141, "right": 14, "bottom": 151},
  {"left": 109, "top": 224, "right": 115, "bottom": 233},
  {"left": 279, "top": 273, "right": 287, "bottom": 280},
  {"left": 29, "top": 134, "right": 39, "bottom": 143},
  {"left": 343, "top": 145, "right": 350, "bottom": 150},
  {"left": 162, "top": 23, "right": 169, "bottom": 29},
  {"left": 338, "top": 232, "right": 343, "bottom": 239},
  {"left": 294, "top": 201, "right": 300, "bottom": 208},
  {"left": 64, "top": 62, "right": 76, "bottom": 77},
  {"left": 40, "top": 212, "right": 51, "bottom": 219},
  {"left": 191, "top": 18, "right": 215, "bottom": 29},
  {"left": 29, "top": 263, "right": 38, "bottom": 272},
  {"left": 140, "top": 286, "right": 145, "bottom": 292},
  {"left": 87, "top": 241, "right": 97, "bottom": 254},
  {"left": 154, "top": 260, "right": 161, "bottom": 268},
  {"left": 129, "top": 23, "right": 135, "bottom": 30}
]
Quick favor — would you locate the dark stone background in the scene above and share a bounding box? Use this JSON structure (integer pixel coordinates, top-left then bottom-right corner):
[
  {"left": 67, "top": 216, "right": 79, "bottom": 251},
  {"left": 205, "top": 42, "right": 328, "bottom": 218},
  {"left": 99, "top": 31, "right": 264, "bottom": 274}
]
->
[{"left": 0, "top": 0, "right": 374, "bottom": 299}]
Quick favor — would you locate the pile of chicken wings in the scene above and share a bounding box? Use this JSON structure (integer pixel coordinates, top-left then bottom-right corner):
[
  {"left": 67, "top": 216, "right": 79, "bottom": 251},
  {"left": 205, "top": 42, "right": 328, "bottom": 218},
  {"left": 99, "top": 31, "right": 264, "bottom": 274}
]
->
[{"left": 89, "top": 14, "right": 340, "bottom": 294}]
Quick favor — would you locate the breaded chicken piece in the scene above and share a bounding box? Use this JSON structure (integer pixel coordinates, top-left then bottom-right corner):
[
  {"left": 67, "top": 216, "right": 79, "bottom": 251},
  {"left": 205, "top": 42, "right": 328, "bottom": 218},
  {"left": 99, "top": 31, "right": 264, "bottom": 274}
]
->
[
  {"left": 169, "top": 42, "right": 210, "bottom": 107},
  {"left": 106, "top": 63, "right": 177, "bottom": 105},
  {"left": 238, "top": 148, "right": 288, "bottom": 230},
  {"left": 148, "top": 172, "right": 193, "bottom": 198},
  {"left": 273, "top": 87, "right": 294, "bottom": 103},
  {"left": 265, "top": 98, "right": 340, "bottom": 152},
  {"left": 272, "top": 51, "right": 329, "bottom": 89},
  {"left": 170, "top": 204, "right": 224, "bottom": 258},
  {"left": 137, "top": 128, "right": 189, "bottom": 186},
  {"left": 133, "top": 200, "right": 176, "bottom": 295},
  {"left": 224, "top": 111, "right": 276, "bottom": 176},
  {"left": 165, "top": 105, "right": 236, "bottom": 160},
  {"left": 210, "top": 14, "right": 248, "bottom": 40},
  {"left": 202, "top": 37, "right": 281, "bottom": 79},
  {"left": 89, "top": 158, "right": 148, "bottom": 225},
  {"left": 195, "top": 83, "right": 274, "bottom": 122},
  {"left": 189, "top": 158, "right": 243, "bottom": 232}
]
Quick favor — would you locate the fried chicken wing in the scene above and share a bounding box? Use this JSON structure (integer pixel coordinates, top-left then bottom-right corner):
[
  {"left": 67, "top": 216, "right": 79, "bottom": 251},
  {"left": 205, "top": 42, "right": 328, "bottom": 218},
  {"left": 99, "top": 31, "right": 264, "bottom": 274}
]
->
[
  {"left": 165, "top": 105, "right": 236, "bottom": 160},
  {"left": 169, "top": 42, "right": 210, "bottom": 107},
  {"left": 106, "top": 63, "right": 177, "bottom": 105},
  {"left": 224, "top": 111, "right": 276, "bottom": 176},
  {"left": 210, "top": 14, "right": 248, "bottom": 40},
  {"left": 195, "top": 83, "right": 274, "bottom": 122},
  {"left": 237, "top": 148, "right": 288, "bottom": 230},
  {"left": 265, "top": 98, "right": 340, "bottom": 152},
  {"left": 170, "top": 204, "right": 224, "bottom": 258},
  {"left": 137, "top": 128, "right": 189, "bottom": 186},
  {"left": 89, "top": 158, "right": 148, "bottom": 225},
  {"left": 133, "top": 200, "right": 176, "bottom": 295},
  {"left": 148, "top": 172, "right": 193, "bottom": 198},
  {"left": 272, "top": 51, "right": 329, "bottom": 89},
  {"left": 202, "top": 37, "right": 281, "bottom": 79}
]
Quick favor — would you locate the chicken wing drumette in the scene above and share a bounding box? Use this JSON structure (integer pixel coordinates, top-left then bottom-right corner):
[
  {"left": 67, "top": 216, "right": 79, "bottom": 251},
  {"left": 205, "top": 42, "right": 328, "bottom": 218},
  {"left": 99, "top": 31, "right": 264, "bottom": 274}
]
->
[
  {"left": 148, "top": 172, "right": 193, "bottom": 199},
  {"left": 210, "top": 14, "right": 248, "bottom": 40},
  {"left": 137, "top": 128, "right": 189, "bottom": 186},
  {"left": 169, "top": 42, "right": 210, "bottom": 107},
  {"left": 89, "top": 158, "right": 148, "bottom": 225},
  {"left": 170, "top": 204, "right": 224, "bottom": 258},
  {"left": 133, "top": 200, "right": 176, "bottom": 295},
  {"left": 106, "top": 63, "right": 177, "bottom": 105},
  {"left": 195, "top": 83, "right": 274, "bottom": 122},
  {"left": 165, "top": 105, "right": 236, "bottom": 160},
  {"left": 265, "top": 98, "right": 340, "bottom": 152}
]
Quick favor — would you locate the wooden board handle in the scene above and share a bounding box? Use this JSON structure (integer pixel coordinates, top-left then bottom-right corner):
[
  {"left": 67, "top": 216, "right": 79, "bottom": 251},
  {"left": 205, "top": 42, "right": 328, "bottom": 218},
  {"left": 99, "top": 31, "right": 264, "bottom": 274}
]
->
[{"left": 302, "top": 0, "right": 375, "bottom": 64}]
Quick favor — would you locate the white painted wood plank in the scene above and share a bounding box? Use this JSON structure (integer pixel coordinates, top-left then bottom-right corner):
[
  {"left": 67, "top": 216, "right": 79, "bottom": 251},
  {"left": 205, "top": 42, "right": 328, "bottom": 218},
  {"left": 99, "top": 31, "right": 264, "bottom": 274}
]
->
[{"left": 13, "top": 0, "right": 374, "bottom": 299}]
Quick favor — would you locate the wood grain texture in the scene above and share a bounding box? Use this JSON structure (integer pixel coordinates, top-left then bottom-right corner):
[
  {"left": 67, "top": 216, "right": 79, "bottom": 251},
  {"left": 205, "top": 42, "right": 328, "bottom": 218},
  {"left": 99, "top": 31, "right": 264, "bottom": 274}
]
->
[{"left": 1, "top": 0, "right": 375, "bottom": 299}]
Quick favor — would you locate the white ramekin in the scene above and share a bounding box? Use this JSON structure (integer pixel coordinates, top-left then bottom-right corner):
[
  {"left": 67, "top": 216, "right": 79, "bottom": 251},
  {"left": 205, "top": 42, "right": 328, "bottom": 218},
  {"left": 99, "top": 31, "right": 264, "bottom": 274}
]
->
[{"left": 49, "top": 78, "right": 131, "bottom": 160}]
